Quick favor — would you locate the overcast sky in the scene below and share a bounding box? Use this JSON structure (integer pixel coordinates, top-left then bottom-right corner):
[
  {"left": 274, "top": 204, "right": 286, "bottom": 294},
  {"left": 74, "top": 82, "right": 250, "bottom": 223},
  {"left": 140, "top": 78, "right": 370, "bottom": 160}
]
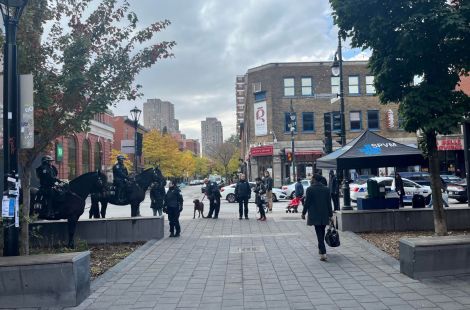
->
[{"left": 112, "top": 0, "right": 368, "bottom": 141}]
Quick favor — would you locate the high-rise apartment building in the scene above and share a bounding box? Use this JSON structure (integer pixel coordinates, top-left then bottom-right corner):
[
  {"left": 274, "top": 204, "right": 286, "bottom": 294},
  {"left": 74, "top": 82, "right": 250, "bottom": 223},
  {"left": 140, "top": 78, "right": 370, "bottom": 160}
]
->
[
  {"left": 201, "top": 117, "right": 223, "bottom": 157},
  {"left": 236, "top": 75, "right": 246, "bottom": 136},
  {"left": 143, "top": 98, "right": 179, "bottom": 133}
]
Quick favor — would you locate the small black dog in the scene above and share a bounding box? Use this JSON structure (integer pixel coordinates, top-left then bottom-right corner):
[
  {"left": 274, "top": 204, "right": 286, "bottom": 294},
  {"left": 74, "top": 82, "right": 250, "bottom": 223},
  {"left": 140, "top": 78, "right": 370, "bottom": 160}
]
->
[{"left": 193, "top": 199, "right": 205, "bottom": 219}]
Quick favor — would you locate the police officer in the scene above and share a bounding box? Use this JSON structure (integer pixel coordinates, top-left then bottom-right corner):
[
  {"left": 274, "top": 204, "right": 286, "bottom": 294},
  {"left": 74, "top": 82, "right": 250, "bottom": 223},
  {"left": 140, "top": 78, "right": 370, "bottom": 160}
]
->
[
  {"left": 113, "top": 155, "right": 129, "bottom": 201},
  {"left": 205, "top": 178, "right": 221, "bottom": 219},
  {"left": 164, "top": 180, "right": 184, "bottom": 237},
  {"left": 36, "top": 155, "right": 60, "bottom": 218}
]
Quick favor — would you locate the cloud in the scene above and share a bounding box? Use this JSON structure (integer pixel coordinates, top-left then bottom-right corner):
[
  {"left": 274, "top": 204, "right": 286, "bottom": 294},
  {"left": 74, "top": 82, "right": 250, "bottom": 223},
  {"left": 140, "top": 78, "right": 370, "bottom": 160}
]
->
[{"left": 112, "top": 0, "right": 360, "bottom": 141}]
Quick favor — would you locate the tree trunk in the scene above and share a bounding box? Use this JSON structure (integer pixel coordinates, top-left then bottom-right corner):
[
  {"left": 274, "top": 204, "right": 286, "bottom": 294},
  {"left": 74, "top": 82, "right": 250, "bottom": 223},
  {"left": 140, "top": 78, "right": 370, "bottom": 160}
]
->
[
  {"left": 20, "top": 162, "right": 32, "bottom": 255},
  {"left": 426, "top": 131, "right": 447, "bottom": 236}
]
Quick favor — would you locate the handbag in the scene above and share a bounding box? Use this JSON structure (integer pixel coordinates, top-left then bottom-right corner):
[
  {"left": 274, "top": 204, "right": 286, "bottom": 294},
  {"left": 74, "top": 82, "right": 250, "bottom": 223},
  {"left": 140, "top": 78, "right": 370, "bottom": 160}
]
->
[{"left": 325, "top": 220, "right": 340, "bottom": 247}]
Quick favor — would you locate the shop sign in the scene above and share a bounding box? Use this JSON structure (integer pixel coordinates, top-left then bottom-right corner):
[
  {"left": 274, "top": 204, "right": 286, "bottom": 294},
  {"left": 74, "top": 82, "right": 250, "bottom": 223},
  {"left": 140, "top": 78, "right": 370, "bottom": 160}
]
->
[
  {"left": 254, "top": 100, "right": 268, "bottom": 136},
  {"left": 250, "top": 145, "right": 273, "bottom": 157},
  {"left": 437, "top": 138, "right": 463, "bottom": 151}
]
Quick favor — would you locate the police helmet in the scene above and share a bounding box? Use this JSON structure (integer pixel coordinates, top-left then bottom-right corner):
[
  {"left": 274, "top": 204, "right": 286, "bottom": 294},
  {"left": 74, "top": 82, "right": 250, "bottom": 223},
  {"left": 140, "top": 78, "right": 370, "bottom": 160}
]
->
[
  {"left": 117, "top": 154, "right": 126, "bottom": 160},
  {"left": 42, "top": 155, "right": 53, "bottom": 163}
]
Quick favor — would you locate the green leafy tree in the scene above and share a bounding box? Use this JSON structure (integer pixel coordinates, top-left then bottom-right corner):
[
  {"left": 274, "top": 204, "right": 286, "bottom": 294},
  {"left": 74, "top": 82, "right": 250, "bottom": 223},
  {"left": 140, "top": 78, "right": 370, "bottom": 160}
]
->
[
  {"left": 15, "top": 0, "right": 175, "bottom": 254},
  {"left": 330, "top": 0, "right": 470, "bottom": 235}
]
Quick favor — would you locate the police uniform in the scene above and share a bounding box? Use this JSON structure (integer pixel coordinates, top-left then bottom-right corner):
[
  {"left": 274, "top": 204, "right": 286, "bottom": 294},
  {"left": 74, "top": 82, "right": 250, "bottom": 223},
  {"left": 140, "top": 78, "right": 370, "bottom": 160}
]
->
[
  {"left": 113, "top": 159, "right": 129, "bottom": 200},
  {"left": 36, "top": 157, "right": 59, "bottom": 217}
]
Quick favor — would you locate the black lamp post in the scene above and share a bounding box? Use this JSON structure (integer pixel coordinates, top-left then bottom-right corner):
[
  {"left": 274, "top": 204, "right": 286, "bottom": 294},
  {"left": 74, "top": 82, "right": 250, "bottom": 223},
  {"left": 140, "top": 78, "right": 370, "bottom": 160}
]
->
[
  {"left": 331, "top": 33, "right": 352, "bottom": 210},
  {"left": 289, "top": 100, "right": 296, "bottom": 182},
  {"left": 130, "top": 106, "right": 141, "bottom": 173},
  {"left": 1, "top": 0, "right": 28, "bottom": 257}
]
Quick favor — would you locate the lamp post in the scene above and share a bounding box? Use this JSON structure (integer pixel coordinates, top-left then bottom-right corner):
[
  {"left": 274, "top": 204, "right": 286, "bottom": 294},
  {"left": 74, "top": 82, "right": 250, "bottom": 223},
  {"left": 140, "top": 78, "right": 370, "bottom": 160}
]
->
[
  {"left": 1, "top": 0, "right": 28, "bottom": 257},
  {"left": 331, "top": 33, "right": 352, "bottom": 210},
  {"left": 289, "top": 100, "right": 296, "bottom": 182},
  {"left": 130, "top": 106, "right": 142, "bottom": 174}
]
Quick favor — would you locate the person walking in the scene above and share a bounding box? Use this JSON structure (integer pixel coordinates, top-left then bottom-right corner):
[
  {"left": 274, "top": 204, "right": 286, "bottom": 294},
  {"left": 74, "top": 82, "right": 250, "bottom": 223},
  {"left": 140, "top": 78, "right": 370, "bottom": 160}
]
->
[
  {"left": 235, "top": 174, "right": 251, "bottom": 219},
  {"left": 264, "top": 171, "right": 273, "bottom": 212},
  {"left": 329, "top": 170, "right": 340, "bottom": 212},
  {"left": 164, "top": 180, "right": 184, "bottom": 237},
  {"left": 205, "top": 178, "right": 221, "bottom": 219},
  {"left": 150, "top": 180, "right": 166, "bottom": 216},
  {"left": 254, "top": 177, "right": 267, "bottom": 221},
  {"left": 395, "top": 172, "right": 405, "bottom": 208},
  {"left": 302, "top": 174, "right": 333, "bottom": 261},
  {"left": 295, "top": 177, "right": 304, "bottom": 206}
]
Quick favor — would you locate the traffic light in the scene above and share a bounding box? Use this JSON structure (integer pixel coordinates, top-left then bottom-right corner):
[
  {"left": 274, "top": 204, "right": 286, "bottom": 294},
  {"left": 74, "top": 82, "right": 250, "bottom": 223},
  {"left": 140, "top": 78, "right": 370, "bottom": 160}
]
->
[
  {"left": 279, "top": 148, "right": 286, "bottom": 161},
  {"left": 332, "top": 112, "right": 341, "bottom": 131},
  {"left": 286, "top": 152, "right": 292, "bottom": 162},
  {"left": 324, "top": 113, "right": 332, "bottom": 136},
  {"left": 333, "top": 132, "right": 343, "bottom": 146},
  {"left": 323, "top": 137, "right": 333, "bottom": 154}
]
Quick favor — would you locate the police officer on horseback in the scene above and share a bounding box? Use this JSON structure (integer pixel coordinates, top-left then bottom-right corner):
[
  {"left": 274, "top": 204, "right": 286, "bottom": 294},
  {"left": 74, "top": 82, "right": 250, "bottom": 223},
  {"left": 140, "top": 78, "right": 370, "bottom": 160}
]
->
[
  {"left": 36, "top": 155, "right": 60, "bottom": 218},
  {"left": 113, "top": 154, "right": 129, "bottom": 202}
]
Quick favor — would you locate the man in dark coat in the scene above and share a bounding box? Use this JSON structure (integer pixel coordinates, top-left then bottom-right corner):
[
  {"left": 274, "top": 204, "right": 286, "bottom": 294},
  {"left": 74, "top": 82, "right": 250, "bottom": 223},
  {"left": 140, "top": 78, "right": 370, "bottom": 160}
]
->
[
  {"left": 164, "top": 180, "right": 184, "bottom": 237},
  {"left": 302, "top": 174, "right": 333, "bottom": 261},
  {"left": 263, "top": 171, "right": 274, "bottom": 212},
  {"left": 36, "top": 155, "right": 60, "bottom": 218},
  {"left": 150, "top": 180, "right": 166, "bottom": 216},
  {"left": 395, "top": 172, "right": 405, "bottom": 208},
  {"left": 205, "top": 178, "right": 221, "bottom": 219},
  {"left": 112, "top": 155, "right": 129, "bottom": 202},
  {"left": 329, "top": 170, "right": 340, "bottom": 211},
  {"left": 235, "top": 173, "right": 251, "bottom": 219}
]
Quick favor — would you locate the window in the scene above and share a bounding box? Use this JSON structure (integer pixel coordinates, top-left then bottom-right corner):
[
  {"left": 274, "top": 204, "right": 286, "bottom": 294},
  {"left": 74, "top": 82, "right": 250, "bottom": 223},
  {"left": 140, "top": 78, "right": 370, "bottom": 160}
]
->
[
  {"left": 67, "top": 137, "right": 77, "bottom": 179},
  {"left": 94, "top": 142, "right": 102, "bottom": 170},
  {"left": 348, "top": 76, "right": 359, "bottom": 94},
  {"left": 332, "top": 111, "right": 341, "bottom": 132},
  {"left": 302, "top": 112, "right": 315, "bottom": 132},
  {"left": 284, "top": 112, "right": 297, "bottom": 133},
  {"left": 301, "top": 77, "right": 313, "bottom": 96},
  {"left": 367, "top": 110, "right": 380, "bottom": 130},
  {"left": 82, "top": 139, "right": 90, "bottom": 173},
  {"left": 331, "top": 77, "right": 340, "bottom": 95},
  {"left": 366, "top": 76, "right": 376, "bottom": 94},
  {"left": 254, "top": 91, "right": 266, "bottom": 102},
  {"left": 350, "top": 111, "right": 362, "bottom": 131},
  {"left": 283, "top": 78, "right": 295, "bottom": 96}
]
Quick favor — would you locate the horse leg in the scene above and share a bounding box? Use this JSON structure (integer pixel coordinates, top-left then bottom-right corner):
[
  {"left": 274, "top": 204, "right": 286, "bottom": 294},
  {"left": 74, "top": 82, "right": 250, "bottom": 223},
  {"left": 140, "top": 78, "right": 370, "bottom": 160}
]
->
[
  {"left": 90, "top": 197, "right": 99, "bottom": 219},
  {"left": 131, "top": 203, "right": 137, "bottom": 217},
  {"left": 193, "top": 208, "right": 196, "bottom": 219},
  {"left": 67, "top": 217, "right": 78, "bottom": 249},
  {"left": 100, "top": 200, "right": 108, "bottom": 218}
]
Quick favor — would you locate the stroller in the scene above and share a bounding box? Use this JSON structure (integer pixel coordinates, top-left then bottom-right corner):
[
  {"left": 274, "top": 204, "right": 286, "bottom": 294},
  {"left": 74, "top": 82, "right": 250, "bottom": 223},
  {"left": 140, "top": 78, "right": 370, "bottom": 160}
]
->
[{"left": 286, "top": 196, "right": 302, "bottom": 213}]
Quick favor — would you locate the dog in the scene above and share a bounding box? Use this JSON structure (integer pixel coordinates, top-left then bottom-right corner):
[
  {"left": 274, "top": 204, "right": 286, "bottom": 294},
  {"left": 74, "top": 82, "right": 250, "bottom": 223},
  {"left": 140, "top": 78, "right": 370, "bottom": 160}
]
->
[{"left": 193, "top": 199, "right": 205, "bottom": 219}]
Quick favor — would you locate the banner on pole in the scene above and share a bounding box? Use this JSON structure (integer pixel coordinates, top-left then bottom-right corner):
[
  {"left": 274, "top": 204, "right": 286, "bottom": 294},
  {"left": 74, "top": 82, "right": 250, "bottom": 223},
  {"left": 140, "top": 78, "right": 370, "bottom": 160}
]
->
[{"left": 254, "top": 100, "right": 267, "bottom": 136}]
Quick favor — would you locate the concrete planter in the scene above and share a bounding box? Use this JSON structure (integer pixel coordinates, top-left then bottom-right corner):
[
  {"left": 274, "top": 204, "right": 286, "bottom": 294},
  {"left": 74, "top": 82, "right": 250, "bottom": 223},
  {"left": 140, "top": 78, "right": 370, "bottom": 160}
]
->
[{"left": 0, "top": 251, "right": 90, "bottom": 308}]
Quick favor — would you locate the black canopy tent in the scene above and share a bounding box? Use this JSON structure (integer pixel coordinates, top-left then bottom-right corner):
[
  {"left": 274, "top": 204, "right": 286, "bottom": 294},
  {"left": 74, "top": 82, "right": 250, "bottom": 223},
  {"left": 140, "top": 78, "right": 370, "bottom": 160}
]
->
[{"left": 316, "top": 130, "right": 425, "bottom": 170}]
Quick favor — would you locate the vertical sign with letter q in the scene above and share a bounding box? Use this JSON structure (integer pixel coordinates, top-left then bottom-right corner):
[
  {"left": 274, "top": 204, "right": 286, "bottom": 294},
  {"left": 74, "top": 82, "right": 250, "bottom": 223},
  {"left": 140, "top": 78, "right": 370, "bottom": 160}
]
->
[{"left": 254, "top": 100, "right": 268, "bottom": 136}]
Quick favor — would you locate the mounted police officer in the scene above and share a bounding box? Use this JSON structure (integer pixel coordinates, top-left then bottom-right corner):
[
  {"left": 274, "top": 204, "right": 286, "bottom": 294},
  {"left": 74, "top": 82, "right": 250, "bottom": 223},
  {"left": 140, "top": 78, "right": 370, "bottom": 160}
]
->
[
  {"left": 36, "top": 155, "right": 60, "bottom": 218},
  {"left": 113, "top": 154, "right": 129, "bottom": 202}
]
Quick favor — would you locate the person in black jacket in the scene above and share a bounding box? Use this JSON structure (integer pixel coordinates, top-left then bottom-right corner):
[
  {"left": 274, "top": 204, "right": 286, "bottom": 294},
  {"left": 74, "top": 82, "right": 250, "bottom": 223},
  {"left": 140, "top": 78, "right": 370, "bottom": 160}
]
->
[
  {"left": 254, "top": 177, "right": 267, "bottom": 221},
  {"left": 264, "top": 171, "right": 274, "bottom": 212},
  {"left": 112, "top": 155, "right": 129, "bottom": 202},
  {"left": 235, "top": 174, "right": 251, "bottom": 219},
  {"left": 150, "top": 180, "right": 166, "bottom": 216},
  {"left": 302, "top": 174, "right": 333, "bottom": 261},
  {"left": 205, "top": 178, "right": 221, "bottom": 219},
  {"left": 329, "top": 170, "right": 340, "bottom": 211},
  {"left": 395, "top": 172, "right": 405, "bottom": 208},
  {"left": 36, "top": 155, "right": 60, "bottom": 218},
  {"left": 164, "top": 180, "right": 184, "bottom": 237}
]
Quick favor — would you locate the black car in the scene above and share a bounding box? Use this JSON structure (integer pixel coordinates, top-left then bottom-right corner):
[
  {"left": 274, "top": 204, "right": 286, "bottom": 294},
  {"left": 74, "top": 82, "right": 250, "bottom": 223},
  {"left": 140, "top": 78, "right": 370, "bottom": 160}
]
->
[{"left": 446, "top": 180, "right": 468, "bottom": 203}]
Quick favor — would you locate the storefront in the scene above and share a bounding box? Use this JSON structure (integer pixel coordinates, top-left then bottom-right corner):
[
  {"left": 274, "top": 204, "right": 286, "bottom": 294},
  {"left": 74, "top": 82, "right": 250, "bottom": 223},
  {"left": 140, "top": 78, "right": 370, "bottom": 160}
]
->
[
  {"left": 437, "top": 136, "right": 466, "bottom": 176},
  {"left": 249, "top": 145, "right": 274, "bottom": 180},
  {"left": 283, "top": 149, "right": 323, "bottom": 183}
]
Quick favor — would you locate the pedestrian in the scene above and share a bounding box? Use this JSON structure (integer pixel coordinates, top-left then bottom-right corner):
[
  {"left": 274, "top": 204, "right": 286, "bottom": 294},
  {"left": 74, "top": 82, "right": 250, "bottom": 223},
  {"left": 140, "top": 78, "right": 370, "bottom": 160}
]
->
[
  {"left": 254, "top": 177, "right": 267, "bottom": 221},
  {"left": 150, "top": 180, "right": 165, "bottom": 216},
  {"left": 204, "top": 178, "right": 221, "bottom": 219},
  {"left": 235, "top": 173, "right": 251, "bottom": 219},
  {"left": 329, "top": 170, "right": 340, "bottom": 212},
  {"left": 263, "top": 171, "right": 274, "bottom": 212},
  {"left": 302, "top": 174, "right": 333, "bottom": 261},
  {"left": 295, "top": 177, "right": 304, "bottom": 204},
  {"left": 395, "top": 172, "right": 405, "bottom": 208},
  {"left": 317, "top": 170, "right": 328, "bottom": 186},
  {"left": 164, "top": 180, "right": 184, "bottom": 237}
]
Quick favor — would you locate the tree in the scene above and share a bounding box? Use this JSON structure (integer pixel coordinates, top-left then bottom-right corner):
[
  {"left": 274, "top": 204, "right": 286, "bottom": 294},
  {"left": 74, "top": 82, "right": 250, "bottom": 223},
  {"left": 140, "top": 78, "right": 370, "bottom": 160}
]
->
[
  {"left": 179, "top": 151, "right": 196, "bottom": 180},
  {"left": 208, "top": 142, "right": 238, "bottom": 181},
  {"left": 194, "top": 156, "right": 211, "bottom": 178},
  {"left": 143, "top": 130, "right": 181, "bottom": 178},
  {"left": 225, "top": 134, "right": 241, "bottom": 148},
  {"left": 109, "top": 149, "right": 133, "bottom": 172},
  {"left": 15, "top": 0, "right": 175, "bottom": 254},
  {"left": 330, "top": 0, "right": 470, "bottom": 235}
]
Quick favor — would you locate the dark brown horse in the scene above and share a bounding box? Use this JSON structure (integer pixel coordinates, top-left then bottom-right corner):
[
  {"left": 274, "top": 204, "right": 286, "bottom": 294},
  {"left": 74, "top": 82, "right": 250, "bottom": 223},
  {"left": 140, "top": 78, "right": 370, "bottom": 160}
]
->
[
  {"left": 31, "top": 171, "right": 107, "bottom": 248},
  {"left": 90, "top": 167, "right": 164, "bottom": 218}
]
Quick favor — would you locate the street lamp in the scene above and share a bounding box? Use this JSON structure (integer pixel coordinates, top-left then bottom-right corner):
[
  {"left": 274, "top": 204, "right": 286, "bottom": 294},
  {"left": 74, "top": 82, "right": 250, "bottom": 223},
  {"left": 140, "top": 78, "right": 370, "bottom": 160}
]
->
[
  {"left": 1, "top": 0, "right": 28, "bottom": 257},
  {"left": 130, "top": 106, "right": 141, "bottom": 173},
  {"left": 289, "top": 100, "right": 296, "bottom": 182},
  {"left": 331, "top": 32, "right": 352, "bottom": 210}
]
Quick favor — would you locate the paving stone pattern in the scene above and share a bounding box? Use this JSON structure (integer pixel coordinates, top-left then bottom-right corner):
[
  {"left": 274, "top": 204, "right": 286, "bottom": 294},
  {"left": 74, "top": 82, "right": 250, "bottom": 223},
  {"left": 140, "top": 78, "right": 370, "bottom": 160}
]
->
[{"left": 72, "top": 218, "right": 470, "bottom": 310}]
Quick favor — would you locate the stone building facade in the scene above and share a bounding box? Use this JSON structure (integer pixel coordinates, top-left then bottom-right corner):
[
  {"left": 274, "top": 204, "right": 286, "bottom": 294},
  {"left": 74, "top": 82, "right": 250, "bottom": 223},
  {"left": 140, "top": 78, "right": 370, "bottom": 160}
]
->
[
  {"left": 240, "top": 61, "right": 418, "bottom": 187},
  {"left": 143, "top": 98, "right": 179, "bottom": 133}
]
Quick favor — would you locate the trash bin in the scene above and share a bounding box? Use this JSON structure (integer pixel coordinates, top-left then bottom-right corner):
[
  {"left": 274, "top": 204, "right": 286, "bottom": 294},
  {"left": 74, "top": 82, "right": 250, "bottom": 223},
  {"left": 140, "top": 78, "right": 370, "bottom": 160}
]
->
[
  {"left": 412, "top": 194, "right": 425, "bottom": 208},
  {"left": 367, "top": 179, "right": 379, "bottom": 198}
]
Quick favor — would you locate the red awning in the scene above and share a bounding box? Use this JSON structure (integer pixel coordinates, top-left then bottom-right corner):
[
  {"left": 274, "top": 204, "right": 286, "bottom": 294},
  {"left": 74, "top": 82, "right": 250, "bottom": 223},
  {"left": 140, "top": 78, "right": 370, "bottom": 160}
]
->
[
  {"left": 285, "top": 149, "right": 324, "bottom": 156},
  {"left": 250, "top": 145, "right": 273, "bottom": 157}
]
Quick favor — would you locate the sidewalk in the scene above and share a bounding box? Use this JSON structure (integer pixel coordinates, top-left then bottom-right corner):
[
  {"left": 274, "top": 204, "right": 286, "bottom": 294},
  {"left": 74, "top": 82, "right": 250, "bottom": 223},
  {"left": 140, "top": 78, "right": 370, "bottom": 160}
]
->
[{"left": 74, "top": 217, "right": 470, "bottom": 310}]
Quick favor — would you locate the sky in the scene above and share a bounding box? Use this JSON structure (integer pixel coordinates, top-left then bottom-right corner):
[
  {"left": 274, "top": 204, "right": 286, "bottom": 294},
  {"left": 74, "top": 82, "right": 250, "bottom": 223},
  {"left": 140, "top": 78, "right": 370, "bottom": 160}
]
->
[{"left": 112, "top": 0, "right": 369, "bottom": 141}]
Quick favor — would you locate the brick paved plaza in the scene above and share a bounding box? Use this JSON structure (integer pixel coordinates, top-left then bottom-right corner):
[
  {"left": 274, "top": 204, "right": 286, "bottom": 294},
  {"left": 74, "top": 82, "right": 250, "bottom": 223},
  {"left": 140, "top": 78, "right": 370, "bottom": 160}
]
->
[{"left": 72, "top": 217, "right": 470, "bottom": 310}]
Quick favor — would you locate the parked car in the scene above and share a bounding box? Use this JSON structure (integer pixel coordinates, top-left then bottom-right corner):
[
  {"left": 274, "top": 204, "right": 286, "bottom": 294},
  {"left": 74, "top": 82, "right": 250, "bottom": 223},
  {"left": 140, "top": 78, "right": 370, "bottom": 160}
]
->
[
  {"left": 221, "top": 182, "right": 288, "bottom": 203},
  {"left": 446, "top": 180, "right": 468, "bottom": 203},
  {"left": 440, "top": 174, "right": 463, "bottom": 186},
  {"left": 281, "top": 179, "right": 311, "bottom": 198},
  {"left": 189, "top": 180, "right": 200, "bottom": 186},
  {"left": 349, "top": 177, "right": 433, "bottom": 204}
]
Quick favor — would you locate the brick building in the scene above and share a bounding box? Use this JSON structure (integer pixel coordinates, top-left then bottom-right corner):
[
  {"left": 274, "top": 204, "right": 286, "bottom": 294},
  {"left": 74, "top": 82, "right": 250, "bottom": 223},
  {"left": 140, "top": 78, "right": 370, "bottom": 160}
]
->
[
  {"left": 52, "top": 112, "right": 114, "bottom": 181},
  {"left": 170, "top": 132, "right": 201, "bottom": 156},
  {"left": 240, "top": 61, "right": 418, "bottom": 187},
  {"left": 112, "top": 116, "right": 148, "bottom": 172},
  {"left": 201, "top": 117, "right": 223, "bottom": 157}
]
